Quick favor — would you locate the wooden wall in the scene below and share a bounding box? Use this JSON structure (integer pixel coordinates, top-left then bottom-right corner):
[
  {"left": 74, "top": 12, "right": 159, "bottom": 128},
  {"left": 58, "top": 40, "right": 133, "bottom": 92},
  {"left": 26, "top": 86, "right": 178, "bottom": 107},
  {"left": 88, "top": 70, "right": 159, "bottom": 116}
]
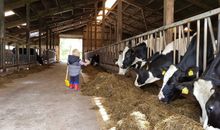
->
[{"left": 83, "top": 23, "right": 116, "bottom": 52}]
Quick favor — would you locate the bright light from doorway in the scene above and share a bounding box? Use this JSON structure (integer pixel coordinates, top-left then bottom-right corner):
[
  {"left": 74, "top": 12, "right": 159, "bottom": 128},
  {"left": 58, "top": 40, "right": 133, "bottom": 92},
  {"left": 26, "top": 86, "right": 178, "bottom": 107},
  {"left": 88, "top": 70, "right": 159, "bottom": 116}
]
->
[
  {"left": 60, "top": 38, "right": 83, "bottom": 62},
  {"left": 21, "top": 23, "right": 27, "bottom": 26},
  {"left": 96, "top": 0, "right": 117, "bottom": 22},
  {"left": 5, "top": 10, "right": 15, "bottom": 17}
]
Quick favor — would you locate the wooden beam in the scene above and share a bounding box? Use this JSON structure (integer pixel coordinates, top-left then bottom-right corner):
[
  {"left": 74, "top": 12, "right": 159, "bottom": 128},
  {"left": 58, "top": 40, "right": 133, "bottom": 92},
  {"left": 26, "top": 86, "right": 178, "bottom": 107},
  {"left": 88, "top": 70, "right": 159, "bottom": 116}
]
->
[
  {"left": 164, "top": 0, "right": 174, "bottom": 43},
  {"left": 0, "top": 0, "right": 5, "bottom": 69},
  {"left": 175, "top": 4, "right": 193, "bottom": 13},
  {"left": 102, "top": 0, "right": 106, "bottom": 46},
  {"left": 39, "top": 19, "right": 42, "bottom": 56},
  {"left": 26, "top": 1, "right": 31, "bottom": 65},
  {"left": 184, "top": 0, "right": 213, "bottom": 10},
  {"left": 5, "top": 0, "right": 39, "bottom": 11},
  {"left": 117, "top": 0, "right": 122, "bottom": 42},
  {"left": 6, "top": 0, "right": 95, "bottom": 28},
  {"left": 41, "top": 0, "right": 48, "bottom": 10},
  {"left": 94, "top": 1, "right": 97, "bottom": 49},
  {"left": 53, "top": 20, "right": 90, "bottom": 32}
]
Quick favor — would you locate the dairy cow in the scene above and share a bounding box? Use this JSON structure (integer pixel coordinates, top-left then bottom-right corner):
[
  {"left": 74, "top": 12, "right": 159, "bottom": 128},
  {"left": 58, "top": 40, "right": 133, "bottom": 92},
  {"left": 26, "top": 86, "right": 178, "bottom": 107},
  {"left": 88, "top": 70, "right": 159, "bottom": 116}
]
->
[
  {"left": 116, "top": 41, "right": 153, "bottom": 75},
  {"left": 175, "top": 52, "right": 220, "bottom": 129},
  {"left": 134, "top": 41, "right": 181, "bottom": 87},
  {"left": 158, "top": 33, "right": 215, "bottom": 103}
]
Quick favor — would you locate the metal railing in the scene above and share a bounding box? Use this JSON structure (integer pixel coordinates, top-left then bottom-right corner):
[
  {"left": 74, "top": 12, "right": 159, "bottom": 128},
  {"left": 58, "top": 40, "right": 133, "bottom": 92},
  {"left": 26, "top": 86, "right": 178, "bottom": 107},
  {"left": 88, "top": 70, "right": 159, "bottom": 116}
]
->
[
  {"left": 85, "top": 7, "right": 220, "bottom": 73},
  {"left": 0, "top": 34, "right": 38, "bottom": 71}
]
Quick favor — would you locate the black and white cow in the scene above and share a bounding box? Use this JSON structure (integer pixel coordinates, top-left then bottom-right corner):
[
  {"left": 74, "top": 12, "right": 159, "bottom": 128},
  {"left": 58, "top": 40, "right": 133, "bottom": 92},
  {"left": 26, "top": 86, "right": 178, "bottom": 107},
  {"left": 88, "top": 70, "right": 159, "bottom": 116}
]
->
[
  {"left": 175, "top": 52, "right": 220, "bottom": 129},
  {"left": 134, "top": 41, "right": 181, "bottom": 87},
  {"left": 158, "top": 33, "right": 215, "bottom": 103},
  {"left": 116, "top": 41, "right": 153, "bottom": 75},
  {"left": 90, "top": 54, "right": 100, "bottom": 66}
]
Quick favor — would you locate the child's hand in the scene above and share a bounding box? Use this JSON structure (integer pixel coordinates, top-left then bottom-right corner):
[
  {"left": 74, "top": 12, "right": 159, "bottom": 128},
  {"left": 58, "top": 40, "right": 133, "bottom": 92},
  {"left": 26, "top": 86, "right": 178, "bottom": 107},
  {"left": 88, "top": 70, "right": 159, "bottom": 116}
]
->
[{"left": 85, "top": 59, "right": 90, "bottom": 65}]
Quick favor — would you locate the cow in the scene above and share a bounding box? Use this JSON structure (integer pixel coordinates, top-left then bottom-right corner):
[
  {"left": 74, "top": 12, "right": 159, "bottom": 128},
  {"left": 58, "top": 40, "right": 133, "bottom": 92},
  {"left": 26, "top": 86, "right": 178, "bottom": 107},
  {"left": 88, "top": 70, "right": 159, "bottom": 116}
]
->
[
  {"left": 115, "top": 51, "right": 128, "bottom": 75},
  {"left": 134, "top": 41, "right": 181, "bottom": 87},
  {"left": 158, "top": 32, "right": 215, "bottom": 103},
  {"left": 115, "top": 41, "right": 154, "bottom": 75},
  {"left": 175, "top": 52, "right": 220, "bottom": 129},
  {"left": 90, "top": 54, "right": 100, "bottom": 66}
]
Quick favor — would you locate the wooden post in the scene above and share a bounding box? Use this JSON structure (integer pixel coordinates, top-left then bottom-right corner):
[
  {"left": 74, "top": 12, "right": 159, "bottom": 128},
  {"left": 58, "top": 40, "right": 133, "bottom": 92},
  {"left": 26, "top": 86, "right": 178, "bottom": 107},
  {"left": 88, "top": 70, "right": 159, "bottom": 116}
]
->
[
  {"left": 95, "top": 1, "right": 97, "bottom": 49},
  {"left": 117, "top": 0, "right": 122, "bottom": 42},
  {"left": 110, "top": 25, "right": 112, "bottom": 44},
  {"left": 102, "top": 0, "right": 106, "bottom": 46},
  {"left": 26, "top": 1, "right": 30, "bottom": 66},
  {"left": 52, "top": 33, "right": 55, "bottom": 49},
  {"left": 39, "top": 19, "right": 42, "bottom": 56},
  {"left": 49, "top": 29, "right": 52, "bottom": 49},
  {"left": 86, "top": 24, "right": 89, "bottom": 52},
  {"left": 164, "top": 0, "right": 174, "bottom": 43},
  {"left": 90, "top": 22, "right": 93, "bottom": 51},
  {"left": 0, "top": 0, "right": 4, "bottom": 69},
  {"left": 46, "top": 27, "right": 49, "bottom": 64}
]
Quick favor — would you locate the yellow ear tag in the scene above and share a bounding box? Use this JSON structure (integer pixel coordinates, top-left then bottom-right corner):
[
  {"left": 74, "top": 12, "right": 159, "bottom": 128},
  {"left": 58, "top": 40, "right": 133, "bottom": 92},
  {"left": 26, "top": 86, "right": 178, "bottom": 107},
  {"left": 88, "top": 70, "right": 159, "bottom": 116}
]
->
[
  {"left": 188, "top": 69, "right": 194, "bottom": 76},
  {"left": 182, "top": 87, "right": 189, "bottom": 95},
  {"left": 162, "top": 70, "right": 166, "bottom": 75}
]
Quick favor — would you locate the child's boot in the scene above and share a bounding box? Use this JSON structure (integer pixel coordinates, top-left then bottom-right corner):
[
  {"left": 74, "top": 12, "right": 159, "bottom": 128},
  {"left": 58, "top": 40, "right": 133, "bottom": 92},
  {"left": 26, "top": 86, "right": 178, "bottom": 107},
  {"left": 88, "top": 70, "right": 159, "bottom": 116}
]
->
[
  {"left": 69, "top": 84, "right": 75, "bottom": 89},
  {"left": 74, "top": 84, "right": 80, "bottom": 91}
]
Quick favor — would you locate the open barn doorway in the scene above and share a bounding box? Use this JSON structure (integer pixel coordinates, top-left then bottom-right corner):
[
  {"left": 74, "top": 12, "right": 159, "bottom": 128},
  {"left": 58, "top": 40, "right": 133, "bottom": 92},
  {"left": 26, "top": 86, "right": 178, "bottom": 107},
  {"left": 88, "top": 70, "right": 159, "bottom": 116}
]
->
[{"left": 59, "top": 37, "right": 83, "bottom": 63}]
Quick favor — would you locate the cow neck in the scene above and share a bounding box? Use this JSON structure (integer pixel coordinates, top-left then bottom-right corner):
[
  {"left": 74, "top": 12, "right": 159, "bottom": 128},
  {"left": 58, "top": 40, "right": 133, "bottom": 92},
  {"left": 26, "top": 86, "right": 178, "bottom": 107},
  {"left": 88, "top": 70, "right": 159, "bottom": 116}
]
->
[
  {"left": 133, "top": 42, "right": 147, "bottom": 60},
  {"left": 203, "top": 52, "right": 220, "bottom": 86}
]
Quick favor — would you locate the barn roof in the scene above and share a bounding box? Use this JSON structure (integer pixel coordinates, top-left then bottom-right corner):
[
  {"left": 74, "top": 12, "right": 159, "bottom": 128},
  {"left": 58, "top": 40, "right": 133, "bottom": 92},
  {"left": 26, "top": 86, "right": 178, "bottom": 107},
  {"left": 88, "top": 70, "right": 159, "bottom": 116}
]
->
[{"left": 3, "top": 0, "right": 220, "bottom": 39}]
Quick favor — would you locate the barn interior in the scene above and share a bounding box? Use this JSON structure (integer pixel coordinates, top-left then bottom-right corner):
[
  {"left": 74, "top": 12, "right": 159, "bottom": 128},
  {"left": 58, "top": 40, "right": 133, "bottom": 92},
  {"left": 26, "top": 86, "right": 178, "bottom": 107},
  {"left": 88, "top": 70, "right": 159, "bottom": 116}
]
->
[{"left": 1, "top": 0, "right": 220, "bottom": 129}]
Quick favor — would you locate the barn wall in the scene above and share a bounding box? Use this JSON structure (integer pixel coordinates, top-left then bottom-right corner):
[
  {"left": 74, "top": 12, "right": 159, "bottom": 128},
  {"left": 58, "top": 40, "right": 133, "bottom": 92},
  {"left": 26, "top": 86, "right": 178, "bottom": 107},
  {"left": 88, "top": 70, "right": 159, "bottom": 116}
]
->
[{"left": 83, "top": 24, "right": 116, "bottom": 52}]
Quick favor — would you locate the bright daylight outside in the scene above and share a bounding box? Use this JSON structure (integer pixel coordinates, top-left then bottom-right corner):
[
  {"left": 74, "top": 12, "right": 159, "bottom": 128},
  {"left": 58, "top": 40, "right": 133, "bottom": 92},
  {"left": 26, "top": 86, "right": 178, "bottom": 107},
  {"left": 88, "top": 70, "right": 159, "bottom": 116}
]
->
[{"left": 59, "top": 38, "right": 82, "bottom": 62}]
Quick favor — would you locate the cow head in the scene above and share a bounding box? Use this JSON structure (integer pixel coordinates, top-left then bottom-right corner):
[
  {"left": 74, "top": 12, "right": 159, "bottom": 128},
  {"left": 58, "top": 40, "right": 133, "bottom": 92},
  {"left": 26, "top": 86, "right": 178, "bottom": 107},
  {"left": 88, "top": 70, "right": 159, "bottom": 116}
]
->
[
  {"left": 134, "top": 67, "right": 162, "bottom": 87},
  {"left": 115, "top": 51, "right": 128, "bottom": 75},
  {"left": 206, "top": 90, "right": 220, "bottom": 128},
  {"left": 121, "top": 46, "right": 136, "bottom": 69},
  {"left": 158, "top": 65, "right": 197, "bottom": 103}
]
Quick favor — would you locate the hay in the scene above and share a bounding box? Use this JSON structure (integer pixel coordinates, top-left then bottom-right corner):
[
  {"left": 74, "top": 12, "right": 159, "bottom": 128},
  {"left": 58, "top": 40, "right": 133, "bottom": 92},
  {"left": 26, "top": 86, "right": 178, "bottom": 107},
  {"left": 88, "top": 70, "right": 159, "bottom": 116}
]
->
[
  {"left": 116, "top": 111, "right": 152, "bottom": 130},
  {"left": 81, "top": 66, "right": 202, "bottom": 130},
  {"left": 154, "top": 115, "right": 203, "bottom": 130}
]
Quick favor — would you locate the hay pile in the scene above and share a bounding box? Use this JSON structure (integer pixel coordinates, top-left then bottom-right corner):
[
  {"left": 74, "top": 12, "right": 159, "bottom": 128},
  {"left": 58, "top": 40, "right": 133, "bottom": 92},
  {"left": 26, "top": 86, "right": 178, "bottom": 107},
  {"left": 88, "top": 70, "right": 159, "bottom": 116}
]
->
[
  {"left": 154, "top": 115, "right": 202, "bottom": 130},
  {"left": 81, "top": 66, "right": 203, "bottom": 130}
]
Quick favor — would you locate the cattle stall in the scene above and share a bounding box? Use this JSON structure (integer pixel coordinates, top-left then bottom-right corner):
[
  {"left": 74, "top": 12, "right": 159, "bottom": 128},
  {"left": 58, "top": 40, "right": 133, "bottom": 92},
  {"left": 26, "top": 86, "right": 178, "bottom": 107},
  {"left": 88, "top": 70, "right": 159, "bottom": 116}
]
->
[
  {"left": 82, "top": 7, "right": 220, "bottom": 129},
  {"left": 0, "top": 34, "right": 40, "bottom": 72},
  {"left": 85, "top": 8, "right": 220, "bottom": 75}
]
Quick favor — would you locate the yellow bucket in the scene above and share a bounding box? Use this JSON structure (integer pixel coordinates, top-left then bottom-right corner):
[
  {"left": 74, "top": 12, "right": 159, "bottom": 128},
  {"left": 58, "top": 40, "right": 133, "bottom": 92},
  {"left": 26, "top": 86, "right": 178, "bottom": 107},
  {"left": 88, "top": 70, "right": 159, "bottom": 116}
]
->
[{"left": 65, "top": 79, "right": 70, "bottom": 87}]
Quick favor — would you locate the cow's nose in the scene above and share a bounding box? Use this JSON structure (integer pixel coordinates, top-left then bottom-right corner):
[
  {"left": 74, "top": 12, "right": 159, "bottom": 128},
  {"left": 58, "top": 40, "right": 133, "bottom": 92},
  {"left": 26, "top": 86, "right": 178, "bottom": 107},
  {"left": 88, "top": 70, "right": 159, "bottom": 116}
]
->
[{"left": 159, "top": 98, "right": 168, "bottom": 103}]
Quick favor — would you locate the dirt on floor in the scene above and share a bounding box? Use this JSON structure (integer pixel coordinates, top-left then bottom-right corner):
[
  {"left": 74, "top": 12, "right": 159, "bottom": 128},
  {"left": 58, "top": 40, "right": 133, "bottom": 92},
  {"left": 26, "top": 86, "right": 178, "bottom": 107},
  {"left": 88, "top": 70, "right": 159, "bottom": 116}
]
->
[
  {"left": 0, "top": 65, "right": 50, "bottom": 89},
  {"left": 81, "top": 66, "right": 203, "bottom": 130}
]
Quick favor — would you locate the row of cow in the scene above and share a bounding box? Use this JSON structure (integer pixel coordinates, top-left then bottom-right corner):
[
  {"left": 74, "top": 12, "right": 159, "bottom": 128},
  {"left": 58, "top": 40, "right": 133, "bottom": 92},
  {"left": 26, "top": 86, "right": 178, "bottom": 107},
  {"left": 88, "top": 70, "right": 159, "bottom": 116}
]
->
[{"left": 115, "top": 32, "right": 220, "bottom": 130}]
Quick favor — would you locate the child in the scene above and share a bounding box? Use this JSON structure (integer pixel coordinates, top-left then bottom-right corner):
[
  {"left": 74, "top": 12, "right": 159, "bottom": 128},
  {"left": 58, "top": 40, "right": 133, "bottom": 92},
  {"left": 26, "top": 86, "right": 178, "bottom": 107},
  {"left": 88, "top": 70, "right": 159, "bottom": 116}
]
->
[{"left": 67, "top": 49, "right": 90, "bottom": 90}]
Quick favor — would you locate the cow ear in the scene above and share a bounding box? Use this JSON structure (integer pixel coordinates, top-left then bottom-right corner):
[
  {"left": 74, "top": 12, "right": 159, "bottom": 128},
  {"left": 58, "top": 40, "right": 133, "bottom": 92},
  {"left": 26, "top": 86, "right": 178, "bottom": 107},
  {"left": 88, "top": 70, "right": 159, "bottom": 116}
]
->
[
  {"left": 186, "top": 67, "right": 198, "bottom": 77},
  {"left": 176, "top": 82, "right": 194, "bottom": 95}
]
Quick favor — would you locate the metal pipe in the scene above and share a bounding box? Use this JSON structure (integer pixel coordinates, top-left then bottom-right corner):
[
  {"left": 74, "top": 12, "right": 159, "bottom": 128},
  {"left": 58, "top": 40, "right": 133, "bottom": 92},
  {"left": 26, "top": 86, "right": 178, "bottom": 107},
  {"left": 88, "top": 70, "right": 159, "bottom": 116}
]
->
[
  {"left": 203, "top": 18, "right": 208, "bottom": 72},
  {"left": 187, "top": 23, "right": 190, "bottom": 48},
  {"left": 196, "top": 20, "right": 200, "bottom": 77},
  {"left": 178, "top": 26, "right": 181, "bottom": 63},
  {"left": 207, "top": 17, "right": 217, "bottom": 56},
  {"left": 173, "top": 27, "right": 177, "bottom": 64},
  {"left": 218, "top": 14, "right": 220, "bottom": 53}
]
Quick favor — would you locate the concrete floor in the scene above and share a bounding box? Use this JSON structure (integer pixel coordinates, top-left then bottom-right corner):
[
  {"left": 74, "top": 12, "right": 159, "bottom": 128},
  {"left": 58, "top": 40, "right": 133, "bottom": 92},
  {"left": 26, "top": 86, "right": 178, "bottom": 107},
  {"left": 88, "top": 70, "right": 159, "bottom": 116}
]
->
[{"left": 0, "top": 64, "right": 100, "bottom": 130}]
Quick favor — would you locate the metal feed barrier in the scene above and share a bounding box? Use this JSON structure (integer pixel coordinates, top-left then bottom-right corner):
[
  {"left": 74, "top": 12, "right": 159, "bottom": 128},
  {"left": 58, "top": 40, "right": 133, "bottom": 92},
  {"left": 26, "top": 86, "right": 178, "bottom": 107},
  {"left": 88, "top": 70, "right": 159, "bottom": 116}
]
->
[
  {"left": 0, "top": 34, "right": 39, "bottom": 72},
  {"left": 85, "top": 8, "right": 220, "bottom": 74}
]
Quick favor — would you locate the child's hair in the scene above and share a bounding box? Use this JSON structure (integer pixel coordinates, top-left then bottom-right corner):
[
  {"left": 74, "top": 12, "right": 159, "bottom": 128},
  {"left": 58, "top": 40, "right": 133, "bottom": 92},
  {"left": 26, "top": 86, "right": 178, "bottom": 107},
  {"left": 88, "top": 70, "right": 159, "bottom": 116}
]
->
[{"left": 72, "top": 49, "right": 80, "bottom": 57}]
